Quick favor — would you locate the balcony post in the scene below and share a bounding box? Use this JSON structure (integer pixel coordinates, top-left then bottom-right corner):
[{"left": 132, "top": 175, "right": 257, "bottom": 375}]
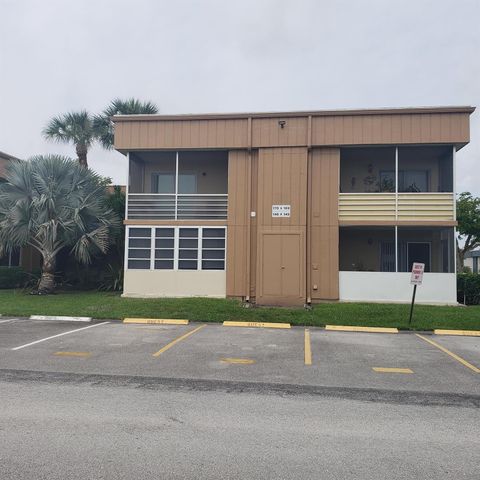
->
[
  {"left": 395, "top": 146, "right": 398, "bottom": 220},
  {"left": 175, "top": 151, "right": 179, "bottom": 220}
]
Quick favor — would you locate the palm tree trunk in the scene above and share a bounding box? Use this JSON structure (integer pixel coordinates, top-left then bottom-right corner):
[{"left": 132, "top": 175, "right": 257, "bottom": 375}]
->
[
  {"left": 76, "top": 143, "right": 88, "bottom": 168},
  {"left": 38, "top": 254, "right": 56, "bottom": 294}
]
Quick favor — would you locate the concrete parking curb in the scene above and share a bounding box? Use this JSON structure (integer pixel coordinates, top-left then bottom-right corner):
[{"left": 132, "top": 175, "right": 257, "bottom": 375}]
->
[
  {"left": 223, "top": 321, "right": 291, "bottom": 329},
  {"left": 434, "top": 329, "right": 480, "bottom": 337},
  {"left": 325, "top": 325, "right": 399, "bottom": 333},
  {"left": 123, "top": 318, "right": 189, "bottom": 325},
  {"left": 30, "top": 315, "right": 92, "bottom": 322}
]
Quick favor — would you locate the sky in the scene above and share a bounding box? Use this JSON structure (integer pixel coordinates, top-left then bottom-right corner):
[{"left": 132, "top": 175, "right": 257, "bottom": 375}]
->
[{"left": 0, "top": 0, "right": 479, "bottom": 194}]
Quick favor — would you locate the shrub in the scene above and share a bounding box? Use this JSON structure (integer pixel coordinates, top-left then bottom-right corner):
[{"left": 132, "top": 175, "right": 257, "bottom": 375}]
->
[
  {"left": 0, "top": 267, "right": 27, "bottom": 289},
  {"left": 457, "top": 273, "right": 480, "bottom": 305}
]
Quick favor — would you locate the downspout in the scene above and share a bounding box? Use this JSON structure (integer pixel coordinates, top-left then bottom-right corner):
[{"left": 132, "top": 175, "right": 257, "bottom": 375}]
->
[
  {"left": 245, "top": 117, "right": 253, "bottom": 304},
  {"left": 306, "top": 115, "right": 312, "bottom": 306}
]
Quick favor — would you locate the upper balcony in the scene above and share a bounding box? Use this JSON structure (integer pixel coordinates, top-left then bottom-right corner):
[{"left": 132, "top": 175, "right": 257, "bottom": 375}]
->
[
  {"left": 127, "top": 150, "right": 228, "bottom": 221},
  {"left": 338, "top": 146, "right": 455, "bottom": 222}
]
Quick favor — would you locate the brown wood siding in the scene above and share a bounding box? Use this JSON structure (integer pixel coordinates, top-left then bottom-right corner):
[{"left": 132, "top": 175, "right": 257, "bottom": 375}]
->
[
  {"left": 257, "top": 229, "right": 305, "bottom": 305},
  {"left": 251, "top": 117, "right": 308, "bottom": 147},
  {"left": 249, "top": 151, "right": 259, "bottom": 298},
  {"left": 256, "top": 147, "right": 308, "bottom": 305},
  {"left": 115, "top": 119, "right": 248, "bottom": 150},
  {"left": 310, "top": 148, "right": 340, "bottom": 300},
  {"left": 226, "top": 150, "right": 250, "bottom": 297},
  {"left": 256, "top": 147, "right": 308, "bottom": 227},
  {"left": 115, "top": 111, "right": 470, "bottom": 151},
  {"left": 312, "top": 113, "right": 470, "bottom": 146}
]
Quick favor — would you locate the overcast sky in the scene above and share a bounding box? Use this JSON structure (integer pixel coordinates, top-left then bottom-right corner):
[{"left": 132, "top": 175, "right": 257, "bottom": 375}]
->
[{"left": 1, "top": 0, "right": 479, "bottom": 194}]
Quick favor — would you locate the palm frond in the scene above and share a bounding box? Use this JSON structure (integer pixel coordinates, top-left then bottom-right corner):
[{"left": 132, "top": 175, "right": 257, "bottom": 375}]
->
[
  {"left": 43, "top": 111, "right": 96, "bottom": 157},
  {"left": 94, "top": 98, "right": 159, "bottom": 149},
  {"left": 0, "top": 155, "right": 121, "bottom": 269}
]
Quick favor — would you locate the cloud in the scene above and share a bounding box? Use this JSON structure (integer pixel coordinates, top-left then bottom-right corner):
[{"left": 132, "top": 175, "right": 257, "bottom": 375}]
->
[{"left": 0, "top": 0, "right": 478, "bottom": 193}]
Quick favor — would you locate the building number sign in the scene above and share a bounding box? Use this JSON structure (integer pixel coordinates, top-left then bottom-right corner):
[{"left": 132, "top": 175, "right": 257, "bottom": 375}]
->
[{"left": 272, "top": 205, "right": 291, "bottom": 217}]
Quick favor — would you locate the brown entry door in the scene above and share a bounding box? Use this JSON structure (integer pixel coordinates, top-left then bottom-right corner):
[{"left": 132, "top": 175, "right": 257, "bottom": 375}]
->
[{"left": 257, "top": 233, "right": 304, "bottom": 306}]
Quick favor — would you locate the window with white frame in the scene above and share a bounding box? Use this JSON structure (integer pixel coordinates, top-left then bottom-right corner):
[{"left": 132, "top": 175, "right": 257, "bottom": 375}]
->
[{"left": 127, "top": 227, "right": 226, "bottom": 271}]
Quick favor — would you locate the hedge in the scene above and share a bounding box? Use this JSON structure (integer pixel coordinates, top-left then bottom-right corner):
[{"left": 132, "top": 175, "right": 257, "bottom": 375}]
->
[
  {"left": 0, "top": 267, "right": 27, "bottom": 289},
  {"left": 457, "top": 273, "right": 480, "bottom": 305}
]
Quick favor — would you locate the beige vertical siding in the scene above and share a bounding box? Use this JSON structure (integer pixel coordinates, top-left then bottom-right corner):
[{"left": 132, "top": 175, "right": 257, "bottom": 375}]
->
[
  {"left": 256, "top": 147, "right": 308, "bottom": 227},
  {"left": 312, "top": 112, "right": 470, "bottom": 146},
  {"left": 115, "top": 119, "right": 248, "bottom": 150},
  {"left": 256, "top": 147, "right": 308, "bottom": 305},
  {"left": 251, "top": 117, "right": 308, "bottom": 147},
  {"left": 310, "top": 148, "right": 340, "bottom": 300},
  {"left": 226, "top": 150, "right": 250, "bottom": 297},
  {"left": 249, "top": 151, "right": 259, "bottom": 298},
  {"left": 115, "top": 110, "right": 471, "bottom": 150}
]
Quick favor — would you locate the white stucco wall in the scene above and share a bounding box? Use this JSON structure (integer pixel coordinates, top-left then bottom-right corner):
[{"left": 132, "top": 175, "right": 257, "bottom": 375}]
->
[
  {"left": 339, "top": 272, "right": 457, "bottom": 305},
  {"left": 123, "top": 270, "right": 226, "bottom": 298}
]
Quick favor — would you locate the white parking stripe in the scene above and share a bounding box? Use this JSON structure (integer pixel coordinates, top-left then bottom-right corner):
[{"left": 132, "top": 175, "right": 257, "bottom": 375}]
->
[
  {"left": 0, "top": 319, "right": 15, "bottom": 324},
  {"left": 11, "top": 322, "right": 110, "bottom": 351}
]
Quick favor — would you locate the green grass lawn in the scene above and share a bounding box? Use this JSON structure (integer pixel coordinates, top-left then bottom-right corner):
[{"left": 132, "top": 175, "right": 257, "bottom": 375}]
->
[{"left": 0, "top": 289, "right": 478, "bottom": 331}]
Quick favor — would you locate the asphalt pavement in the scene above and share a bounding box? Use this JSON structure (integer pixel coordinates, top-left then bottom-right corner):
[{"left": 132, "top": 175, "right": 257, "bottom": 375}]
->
[{"left": 0, "top": 317, "right": 478, "bottom": 479}]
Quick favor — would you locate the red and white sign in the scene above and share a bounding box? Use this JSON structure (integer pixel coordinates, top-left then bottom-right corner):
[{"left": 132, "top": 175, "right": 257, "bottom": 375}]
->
[{"left": 410, "top": 262, "right": 425, "bottom": 285}]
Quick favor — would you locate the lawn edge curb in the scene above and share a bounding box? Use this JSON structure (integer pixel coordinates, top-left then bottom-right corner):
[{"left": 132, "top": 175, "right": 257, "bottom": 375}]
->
[{"left": 29, "top": 315, "right": 92, "bottom": 322}]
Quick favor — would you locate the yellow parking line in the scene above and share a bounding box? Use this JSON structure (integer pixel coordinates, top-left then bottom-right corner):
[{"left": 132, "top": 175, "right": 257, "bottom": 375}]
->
[
  {"left": 325, "top": 325, "right": 398, "bottom": 333},
  {"left": 416, "top": 334, "right": 480, "bottom": 373},
  {"left": 54, "top": 351, "right": 91, "bottom": 357},
  {"left": 372, "top": 367, "right": 413, "bottom": 374},
  {"left": 124, "top": 318, "right": 189, "bottom": 325},
  {"left": 223, "top": 321, "right": 291, "bottom": 329},
  {"left": 304, "top": 329, "right": 312, "bottom": 366},
  {"left": 434, "top": 329, "right": 480, "bottom": 337},
  {"left": 220, "top": 358, "right": 255, "bottom": 365},
  {"left": 152, "top": 324, "right": 206, "bottom": 357}
]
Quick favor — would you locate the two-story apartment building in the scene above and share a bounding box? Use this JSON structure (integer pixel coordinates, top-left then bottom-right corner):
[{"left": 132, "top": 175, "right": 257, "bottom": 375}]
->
[{"left": 114, "top": 106, "right": 474, "bottom": 305}]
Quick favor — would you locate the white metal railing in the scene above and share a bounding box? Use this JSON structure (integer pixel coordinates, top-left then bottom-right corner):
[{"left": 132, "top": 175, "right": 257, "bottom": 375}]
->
[{"left": 127, "top": 193, "right": 228, "bottom": 220}]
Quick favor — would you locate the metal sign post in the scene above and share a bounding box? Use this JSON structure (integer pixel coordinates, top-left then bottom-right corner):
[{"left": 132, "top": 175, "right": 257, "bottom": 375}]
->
[{"left": 409, "top": 262, "right": 425, "bottom": 326}]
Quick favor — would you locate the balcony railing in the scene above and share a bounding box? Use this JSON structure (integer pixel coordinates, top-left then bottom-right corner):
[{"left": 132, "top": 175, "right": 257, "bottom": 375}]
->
[
  {"left": 339, "top": 192, "right": 455, "bottom": 222},
  {"left": 127, "top": 193, "right": 228, "bottom": 220}
]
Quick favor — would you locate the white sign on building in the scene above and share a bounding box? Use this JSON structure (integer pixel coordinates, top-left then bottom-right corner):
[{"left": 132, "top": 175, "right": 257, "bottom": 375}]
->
[
  {"left": 410, "top": 262, "right": 425, "bottom": 285},
  {"left": 272, "top": 204, "right": 291, "bottom": 217}
]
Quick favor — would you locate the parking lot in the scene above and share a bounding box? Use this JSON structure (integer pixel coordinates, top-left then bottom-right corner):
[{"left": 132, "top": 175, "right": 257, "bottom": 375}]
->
[
  {"left": 0, "top": 317, "right": 478, "bottom": 398},
  {"left": 1, "top": 317, "right": 479, "bottom": 480}
]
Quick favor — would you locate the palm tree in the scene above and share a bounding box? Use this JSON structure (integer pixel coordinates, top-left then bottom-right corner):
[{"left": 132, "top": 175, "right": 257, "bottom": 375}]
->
[
  {"left": 94, "top": 98, "right": 158, "bottom": 149},
  {"left": 43, "top": 111, "right": 96, "bottom": 168},
  {"left": 0, "top": 155, "right": 121, "bottom": 294}
]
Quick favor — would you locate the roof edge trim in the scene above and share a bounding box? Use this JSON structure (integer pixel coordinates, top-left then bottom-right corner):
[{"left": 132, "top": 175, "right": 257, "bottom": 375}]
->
[{"left": 112, "top": 106, "right": 476, "bottom": 122}]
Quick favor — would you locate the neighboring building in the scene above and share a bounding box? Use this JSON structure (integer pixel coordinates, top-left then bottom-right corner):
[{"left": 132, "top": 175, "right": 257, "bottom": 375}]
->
[
  {"left": 0, "top": 151, "right": 41, "bottom": 271},
  {"left": 465, "top": 250, "right": 480, "bottom": 273},
  {"left": 113, "top": 106, "right": 474, "bottom": 305}
]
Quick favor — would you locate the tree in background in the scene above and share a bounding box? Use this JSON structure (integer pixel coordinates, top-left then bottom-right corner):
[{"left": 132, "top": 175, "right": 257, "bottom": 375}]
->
[
  {"left": 0, "top": 155, "right": 120, "bottom": 293},
  {"left": 43, "top": 111, "right": 96, "bottom": 168},
  {"left": 94, "top": 98, "right": 158, "bottom": 149},
  {"left": 456, "top": 191, "right": 480, "bottom": 269}
]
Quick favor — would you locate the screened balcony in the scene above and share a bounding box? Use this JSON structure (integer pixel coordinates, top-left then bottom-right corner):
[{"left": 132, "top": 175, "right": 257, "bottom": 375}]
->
[
  {"left": 128, "top": 151, "right": 228, "bottom": 220},
  {"left": 339, "top": 226, "right": 455, "bottom": 273},
  {"left": 339, "top": 146, "right": 455, "bottom": 222}
]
